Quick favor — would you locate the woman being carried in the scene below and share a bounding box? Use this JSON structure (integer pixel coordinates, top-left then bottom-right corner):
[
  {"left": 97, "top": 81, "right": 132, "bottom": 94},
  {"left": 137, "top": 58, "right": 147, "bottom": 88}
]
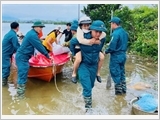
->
[{"left": 71, "top": 16, "right": 106, "bottom": 84}]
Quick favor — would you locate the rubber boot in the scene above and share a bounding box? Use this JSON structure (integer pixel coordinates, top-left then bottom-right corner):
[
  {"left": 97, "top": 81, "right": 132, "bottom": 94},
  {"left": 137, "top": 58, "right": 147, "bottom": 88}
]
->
[
  {"left": 122, "top": 81, "right": 126, "bottom": 94},
  {"left": 84, "top": 96, "right": 92, "bottom": 113},
  {"left": 115, "top": 83, "right": 123, "bottom": 95},
  {"left": 16, "top": 84, "right": 26, "bottom": 99},
  {"left": 2, "top": 78, "right": 8, "bottom": 86}
]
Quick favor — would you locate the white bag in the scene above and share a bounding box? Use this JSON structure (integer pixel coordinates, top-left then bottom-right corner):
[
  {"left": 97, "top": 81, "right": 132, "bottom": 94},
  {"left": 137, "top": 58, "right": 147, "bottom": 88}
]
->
[{"left": 52, "top": 43, "right": 70, "bottom": 55}]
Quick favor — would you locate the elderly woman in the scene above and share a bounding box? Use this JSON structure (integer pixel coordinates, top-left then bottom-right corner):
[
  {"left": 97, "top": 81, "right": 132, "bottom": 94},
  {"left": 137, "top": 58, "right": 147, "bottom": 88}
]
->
[{"left": 70, "top": 20, "right": 107, "bottom": 112}]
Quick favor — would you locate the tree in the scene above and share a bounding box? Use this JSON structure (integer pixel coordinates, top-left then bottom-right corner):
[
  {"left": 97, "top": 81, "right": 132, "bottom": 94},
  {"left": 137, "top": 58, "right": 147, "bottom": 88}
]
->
[
  {"left": 82, "top": 4, "right": 122, "bottom": 42},
  {"left": 82, "top": 4, "right": 158, "bottom": 62},
  {"left": 129, "top": 5, "right": 158, "bottom": 61}
]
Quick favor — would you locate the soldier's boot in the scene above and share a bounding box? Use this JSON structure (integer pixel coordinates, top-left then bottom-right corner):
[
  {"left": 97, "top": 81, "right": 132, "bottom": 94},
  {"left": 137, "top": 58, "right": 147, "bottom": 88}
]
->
[
  {"left": 84, "top": 96, "right": 92, "bottom": 113},
  {"left": 2, "top": 78, "right": 8, "bottom": 86},
  {"left": 16, "top": 84, "right": 26, "bottom": 99},
  {"left": 122, "top": 81, "right": 126, "bottom": 94},
  {"left": 115, "top": 83, "right": 123, "bottom": 95}
]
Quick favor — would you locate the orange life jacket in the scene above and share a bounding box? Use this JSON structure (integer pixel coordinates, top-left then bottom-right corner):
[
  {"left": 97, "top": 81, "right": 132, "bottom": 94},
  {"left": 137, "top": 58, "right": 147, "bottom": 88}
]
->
[{"left": 38, "top": 30, "right": 43, "bottom": 38}]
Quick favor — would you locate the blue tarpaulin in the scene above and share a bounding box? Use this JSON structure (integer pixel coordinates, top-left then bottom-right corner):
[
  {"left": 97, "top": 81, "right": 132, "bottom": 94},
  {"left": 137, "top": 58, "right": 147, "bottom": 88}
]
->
[{"left": 134, "top": 93, "right": 158, "bottom": 113}]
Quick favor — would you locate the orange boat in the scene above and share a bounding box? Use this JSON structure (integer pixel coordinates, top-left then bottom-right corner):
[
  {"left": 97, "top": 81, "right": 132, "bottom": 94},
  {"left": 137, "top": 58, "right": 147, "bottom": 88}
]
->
[
  {"left": 27, "top": 64, "right": 65, "bottom": 82},
  {"left": 12, "top": 52, "right": 70, "bottom": 82}
]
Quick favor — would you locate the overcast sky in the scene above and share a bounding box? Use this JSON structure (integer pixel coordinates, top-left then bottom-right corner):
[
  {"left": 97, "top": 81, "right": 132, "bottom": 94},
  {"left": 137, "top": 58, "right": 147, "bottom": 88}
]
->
[
  {"left": 1, "top": 3, "right": 155, "bottom": 21},
  {"left": 2, "top": 4, "right": 87, "bottom": 21}
]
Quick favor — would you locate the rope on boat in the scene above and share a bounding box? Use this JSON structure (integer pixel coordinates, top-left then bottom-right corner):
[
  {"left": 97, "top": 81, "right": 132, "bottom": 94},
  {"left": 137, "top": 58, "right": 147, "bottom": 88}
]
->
[
  {"left": 53, "top": 62, "right": 82, "bottom": 96},
  {"left": 52, "top": 59, "right": 83, "bottom": 102},
  {"left": 53, "top": 63, "right": 64, "bottom": 94}
]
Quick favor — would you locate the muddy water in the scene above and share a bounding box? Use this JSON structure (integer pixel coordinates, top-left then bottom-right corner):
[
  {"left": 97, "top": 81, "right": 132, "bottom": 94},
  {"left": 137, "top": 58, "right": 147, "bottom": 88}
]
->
[{"left": 2, "top": 54, "right": 158, "bottom": 115}]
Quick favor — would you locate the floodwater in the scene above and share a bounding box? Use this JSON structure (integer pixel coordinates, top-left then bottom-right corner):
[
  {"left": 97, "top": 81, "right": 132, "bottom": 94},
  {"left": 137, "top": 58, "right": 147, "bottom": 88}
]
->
[{"left": 2, "top": 54, "right": 158, "bottom": 115}]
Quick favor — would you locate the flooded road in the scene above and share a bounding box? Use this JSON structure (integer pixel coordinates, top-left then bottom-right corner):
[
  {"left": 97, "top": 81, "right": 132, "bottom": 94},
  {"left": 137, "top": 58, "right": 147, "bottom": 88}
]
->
[{"left": 2, "top": 54, "right": 158, "bottom": 115}]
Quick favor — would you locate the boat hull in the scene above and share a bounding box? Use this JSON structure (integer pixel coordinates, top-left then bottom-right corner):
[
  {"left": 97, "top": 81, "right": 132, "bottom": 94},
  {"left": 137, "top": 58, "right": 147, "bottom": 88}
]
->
[
  {"left": 12, "top": 52, "right": 70, "bottom": 82},
  {"left": 28, "top": 64, "right": 64, "bottom": 82}
]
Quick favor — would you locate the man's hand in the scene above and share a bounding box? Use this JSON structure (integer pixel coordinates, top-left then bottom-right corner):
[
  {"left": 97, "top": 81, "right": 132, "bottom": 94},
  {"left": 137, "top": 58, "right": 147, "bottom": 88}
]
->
[
  {"left": 94, "top": 39, "right": 101, "bottom": 45},
  {"left": 49, "top": 56, "right": 54, "bottom": 64},
  {"left": 89, "top": 38, "right": 96, "bottom": 45},
  {"left": 63, "top": 41, "right": 70, "bottom": 47}
]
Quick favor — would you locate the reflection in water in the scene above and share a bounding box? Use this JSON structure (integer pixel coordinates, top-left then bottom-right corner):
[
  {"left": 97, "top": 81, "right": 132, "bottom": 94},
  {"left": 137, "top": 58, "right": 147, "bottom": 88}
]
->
[
  {"left": 2, "top": 55, "right": 158, "bottom": 115},
  {"left": 107, "top": 95, "right": 129, "bottom": 115}
]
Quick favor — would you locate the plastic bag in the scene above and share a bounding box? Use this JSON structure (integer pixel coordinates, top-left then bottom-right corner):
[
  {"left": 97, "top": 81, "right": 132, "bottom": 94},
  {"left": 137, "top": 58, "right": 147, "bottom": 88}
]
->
[
  {"left": 29, "top": 52, "right": 70, "bottom": 66},
  {"left": 52, "top": 43, "right": 70, "bottom": 55}
]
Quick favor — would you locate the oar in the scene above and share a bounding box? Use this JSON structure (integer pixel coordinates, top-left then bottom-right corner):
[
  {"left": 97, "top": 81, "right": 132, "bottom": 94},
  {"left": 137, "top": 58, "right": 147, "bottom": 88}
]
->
[
  {"left": 106, "top": 9, "right": 113, "bottom": 89},
  {"left": 106, "top": 54, "right": 111, "bottom": 89},
  {"left": 106, "top": 73, "right": 111, "bottom": 89}
]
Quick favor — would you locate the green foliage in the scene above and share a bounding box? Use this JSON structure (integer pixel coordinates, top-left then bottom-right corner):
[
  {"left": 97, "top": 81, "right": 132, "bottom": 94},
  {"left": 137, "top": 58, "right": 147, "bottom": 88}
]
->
[
  {"left": 82, "top": 4, "right": 122, "bottom": 43},
  {"left": 82, "top": 4, "right": 158, "bottom": 62},
  {"left": 130, "top": 5, "right": 158, "bottom": 61}
]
